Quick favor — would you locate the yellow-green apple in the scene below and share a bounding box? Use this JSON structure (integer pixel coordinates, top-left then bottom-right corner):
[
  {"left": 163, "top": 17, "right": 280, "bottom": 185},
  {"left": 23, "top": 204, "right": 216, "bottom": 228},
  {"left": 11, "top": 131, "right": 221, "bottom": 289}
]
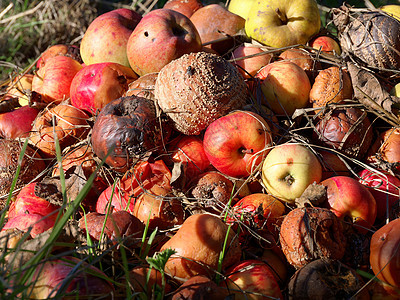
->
[
  {"left": 190, "top": 4, "right": 245, "bottom": 55},
  {"left": 70, "top": 62, "right": 138, "bottom": 114},
  {"left": 0, "top": 106, "right": 39, "bottom": 139},
  {"left": 309, "top": 35, "right": 341, "bottom": 55},
  {"left": 320, "top": 175, "right": 377, "bottom": 233},
  {"left": 80, "top": 8, "right": 142, "bottom": 67},
  {"left": 256, "top": 61, "right": 311, "bottom": 116},
  {"left": 37, "top": 44, "right": 81, "bottom": 69},
  {"left": 163, "top": 0, "right": 203, "bottom": 18},
  {"left": 127, "top": 8, "right": 202, "bottom": 76},
  {"left": 245, "top": 0, "right": 321, "bottom": 48},
  {"left": 231, "top": 44, "right": 272, "bottom": 78},
  {"left": 203, "top": 110, "right": 273, "bottom": 178},
  {"left": 228, "top": 0, "right": 256, "bottom": 20},
  {"left": 358, "top": 169, "right": 400, "bottom": 222},
  {"left": 32, "top": 55, "right": 83, "bottom": 104},
  {"left": 380, "top": 5, "right": 400, "bottom": 21},
  {"left": 262, "top": 143, "right": 322, "bottom": 203},
  {"left": 222, "top": 259, "right": 283, "bottom": 300},
  {"left": 4, "top": 73, "right": 34, "bottom": 106}
]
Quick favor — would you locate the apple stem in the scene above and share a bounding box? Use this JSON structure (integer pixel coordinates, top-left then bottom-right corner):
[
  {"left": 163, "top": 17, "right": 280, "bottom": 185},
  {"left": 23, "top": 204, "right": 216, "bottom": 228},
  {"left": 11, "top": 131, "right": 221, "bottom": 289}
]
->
[
  {"left": 239, "top": 148, "right": 253, "bottom": 155},
  {"left": 275, "top": 8, "right": 288, "bottom": 24}
]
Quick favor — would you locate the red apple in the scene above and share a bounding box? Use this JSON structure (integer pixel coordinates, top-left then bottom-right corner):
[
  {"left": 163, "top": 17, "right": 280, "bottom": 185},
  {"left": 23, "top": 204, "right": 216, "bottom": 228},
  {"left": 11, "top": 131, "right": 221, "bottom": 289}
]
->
[
  {"left": 317, "top": 149, "right": 351, "bottom": 180},
  {"left": 8, "top": 182, "right": 60, "bottom": 223},
  {"left": 0, "top": 106, "right": 39, "bottom": 139},
  {"left": 80, "top": 8, "right": 142, "bottom": 67},
  {"left": 261, "top": 143, "right": 322, "bottom": 203},
  {"left": 127, "top": 8, "right": 202, "bottom": 76},
  {"left": 321, "top": 175, "right": 377, "bottom": 233},
  {"left": 222, "top": 259, "right": 283, "bottom": 299},
  {"left": 2, "top": 213, "right": 54, "bottom": 238},
  {"left": 29, "top": 257, "right": 115, "bottom": 298},
  {"left": 163, "top": 0, "right": 204, "bottom": 18},
  {"left": 256, "top": 61, "right": 311, "bottom": 116},
  {"left": 36, "top": 44, "right": 82, "bottom": 69},
  {"left": 70, "top": 62, "right": 138, "bottom": 114},
  {"left": 167, "top": 135, "right": 211, "bottom": 179},
  {"left": 32, "top": 56, "right": 83, "bottom": 104},
  {"left": 358, "top": 168, "right": 400, "bottom": 221},
  {"left": 309, "top": 35, "right": 341, "bottom": 55},
  {"left": 231, "top": 45, "right": 272, "bottom": 78},
  {"left": 203, "top": 110, "right": 273, "bottom": 178}
]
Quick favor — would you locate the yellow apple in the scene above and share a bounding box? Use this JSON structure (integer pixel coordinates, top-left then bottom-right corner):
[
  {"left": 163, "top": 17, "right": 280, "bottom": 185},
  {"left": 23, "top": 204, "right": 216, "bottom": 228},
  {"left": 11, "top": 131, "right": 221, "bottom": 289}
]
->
[
  {"left": 245, "top": 0, "right": 321, "bottom": 48},
  {"left": 227, "top": 0, "right": 256, "bottom": 20},
  {"left": 381, "top": 5, "right": 400, "bottom": 21}
]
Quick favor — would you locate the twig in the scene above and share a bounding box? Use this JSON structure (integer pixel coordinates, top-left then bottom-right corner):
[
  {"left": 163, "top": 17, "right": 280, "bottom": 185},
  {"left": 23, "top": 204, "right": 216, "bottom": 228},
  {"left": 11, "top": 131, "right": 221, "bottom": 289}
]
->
[
  {"left": 0, "top": 3, "right": 13, "bottom": 20},
  {"left": 0, "top": 1, "right": 44, "bottom": 24}
]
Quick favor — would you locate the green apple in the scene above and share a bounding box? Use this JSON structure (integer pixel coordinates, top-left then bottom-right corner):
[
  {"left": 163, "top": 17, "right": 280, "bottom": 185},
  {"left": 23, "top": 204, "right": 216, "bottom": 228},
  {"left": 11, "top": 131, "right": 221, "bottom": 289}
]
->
[
  {"left": 228, "top": 0, "right": 256, "bottom": 20},
  {"left": 245, "top": 0, "right": 321, "bottom": 48},
  {"left": 262, "top": 143, "right": 322, "bottom": 203},
  {"left": 381, "top": 5, "right": 400, "bottom": 21}
]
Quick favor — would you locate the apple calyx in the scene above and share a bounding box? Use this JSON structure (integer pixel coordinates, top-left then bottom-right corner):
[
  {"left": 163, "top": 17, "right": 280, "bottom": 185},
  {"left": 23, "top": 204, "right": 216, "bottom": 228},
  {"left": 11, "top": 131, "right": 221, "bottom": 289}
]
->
[
  {"left": 239, "top": 147, "right": 254, "bottom": 156},
  {"left": 283, "top": 174, "right": 295, "bottom": 186},
  {"left": 275, "top": 8, "right": 288, "bottom": 25}
]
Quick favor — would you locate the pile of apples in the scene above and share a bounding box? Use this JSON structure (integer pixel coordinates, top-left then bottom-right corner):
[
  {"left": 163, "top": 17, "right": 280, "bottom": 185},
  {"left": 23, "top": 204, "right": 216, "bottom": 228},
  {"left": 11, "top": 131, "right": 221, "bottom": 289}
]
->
[{"left": 1, "top": 0, "right": 400, "bottom": 298}]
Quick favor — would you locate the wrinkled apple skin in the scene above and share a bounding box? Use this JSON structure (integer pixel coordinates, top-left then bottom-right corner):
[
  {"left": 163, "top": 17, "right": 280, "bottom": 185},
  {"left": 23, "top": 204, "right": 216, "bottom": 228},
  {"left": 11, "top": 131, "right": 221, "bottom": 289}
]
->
[
  {"left": 31, "top": 56, "right": 83, "bottom": 104},
  {"left": 262, "top": 143, "right": 322, "bottom": 203},
  {"left": 245, "top": 0, "right": 321, "bottom": 48},
  {"left": 321, "top": 176, "right": 377, "bottom": 233},
  {"left": 127, "top": 8, "right": 202, "bottom": 76},
  {"left": 80, "top": 8, "right": 142, "bottom": 67},
  {"left": 203, "top": 110, "right": 273, "bottom": 178},
  {"left": 70, "top": 62, "right": 138, "bottom": 114}
]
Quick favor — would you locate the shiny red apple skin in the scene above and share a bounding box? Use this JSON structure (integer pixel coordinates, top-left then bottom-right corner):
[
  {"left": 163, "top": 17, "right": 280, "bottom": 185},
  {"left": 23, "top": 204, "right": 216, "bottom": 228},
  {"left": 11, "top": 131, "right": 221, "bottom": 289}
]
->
[
  {"left": 222, "top": 259, "right": 283, "bottom": 299},
  {"left": 310, "top": 35, "right": 341, "bottom": 55},
  {"left": 321, "top": 175, "right": 377, "bottom": 233},
  {"left": 127, "top": 8, "right": 202, "bottom": 76},
  {"left": 32, "top": 56, "right": 83, "bottom": 104},
  {"left": 358, "top": 168, "right": 400, "bottom": 221},
  {"left": 0, "top": 106, "right": 39, "bottom": 139},
  {"left": 168, "top": 135, "right": 211, "bottom": 178},
  {"left": 203, "top": 110, "right": 273, "bottom": 178},
  {"left": 2, "top": 213, "right": 54, "bottom": 238},
  {"left": 70, "top": 62, "right": 138, "bottom": 114},
  {"left": 80, "top": 8, "right": 142, "bottom": 67},
  {"left": 8, "top": 182, "right": 60, "bottom": 223}
]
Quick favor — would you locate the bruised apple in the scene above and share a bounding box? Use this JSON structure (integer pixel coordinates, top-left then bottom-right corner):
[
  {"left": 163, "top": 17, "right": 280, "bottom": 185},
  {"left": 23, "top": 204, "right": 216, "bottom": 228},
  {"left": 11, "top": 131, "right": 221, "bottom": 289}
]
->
[
  {"left": 70, "top": 62, "right": 138, "bottom": 114},
  {"left": 161, "top": 213, "right": 241, "bottom": 280},
  {"left": 321, "top": 176, "right": 377, "bottom": 233},
  {"left": 203, "top": 110, "right": 273, "bottom": 178}
]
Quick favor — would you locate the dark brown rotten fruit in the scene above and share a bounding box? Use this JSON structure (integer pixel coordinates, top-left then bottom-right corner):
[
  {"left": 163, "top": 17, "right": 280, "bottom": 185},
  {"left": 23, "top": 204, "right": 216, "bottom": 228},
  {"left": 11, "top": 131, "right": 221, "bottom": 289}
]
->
[
  {"left": 333, "top": 5, "right": 400, "bottom": 70},
  {"left": 288, "top": 259, "right": 370, "bottom": 299},
  {"left": 279, "top": 207, "right": 347, "bottom": 269},
  {"left": 0, "top": 140, "right": 45, "bottom": 210},
  {"left": 314, "top": 106, "right": 373, "bottom": 159},
  {"left": 154, "top": 51, "right": 248, "bottom": 135},
  {"left": 91, "top": 95, "right": 172, "bottom": 172}
]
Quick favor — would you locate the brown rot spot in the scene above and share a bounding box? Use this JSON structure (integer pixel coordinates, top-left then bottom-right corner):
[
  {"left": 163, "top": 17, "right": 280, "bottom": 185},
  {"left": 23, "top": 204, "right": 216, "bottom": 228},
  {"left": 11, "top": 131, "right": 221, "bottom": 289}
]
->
[{"left": 287, "top": 158, "right": 293, "bottom": 165}]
